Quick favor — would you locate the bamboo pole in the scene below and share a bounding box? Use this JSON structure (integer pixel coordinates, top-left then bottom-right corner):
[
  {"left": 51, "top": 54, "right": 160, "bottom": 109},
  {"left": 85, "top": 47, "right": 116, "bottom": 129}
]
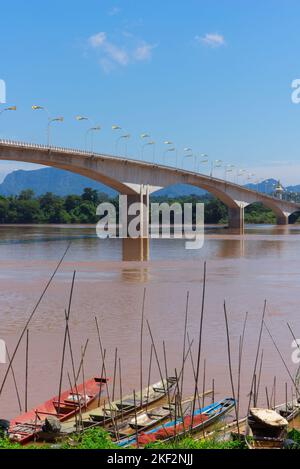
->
[
  {"left": 97, "top": 348, "right": 106, "bottom": 407},
  {"left": 112, "top": 347, "right": 118, "bottom": 402},
  {"left": 237, "top": 312, "right": 248, "bottom": 419},
  {"left": 0, "top": 243, "right": 71, "bottom": 396},
  {"left": 146, "top": 320, "right": 165, "bottom": 390},
  {"left": 58, "top": 270, "right": 76, "bottom": 415},
  {"left": 265, "top": 386, "right": 270, "bottom": 409},
  {"left": 133, "top": 390, "right": 139, "bottom": 448},
  {"left": 95, "top": 317, "right": 119, "bottom": 438},
  {"left": 180, "top": 291, "right": 189, "bottom": 397},
  {"left": 140, "top": 288, "right": 146, "bottom": 407},
  {"left": 5, "top": 345, "right": 22, "bottom": 412},
  {"left": 256, "top": 349, "right": 264, "bottom": 406},
  {"left": 163, "top": 341, "right": 171, "bottom": 412},
  {"left": 145, "top": 344, "right": 153, "bottom": 413},
  {"left": 119, "top": 358, "right": 123, "bottom": 422},
  {"left": 223, "top": 301, "right": 239, "bottom": 435},
  {"left": 247, "top": 300, "right": 266, "bottom": 413},
  {"left": 264, "top": 320, "right": 300, "bottom": 395},
  {"left": 25, "top": 329, "right": 29, "bottom": 412},
  {"left": 190, "top": 261, "right": 207, "bottom": 430},
  {"left": 187, "top": 333, "right": 201, "bottom": 410}
]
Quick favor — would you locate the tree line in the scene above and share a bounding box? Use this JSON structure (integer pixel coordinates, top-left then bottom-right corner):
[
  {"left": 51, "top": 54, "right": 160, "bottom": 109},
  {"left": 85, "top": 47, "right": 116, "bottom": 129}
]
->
[{"left": 0, "top": 188, "right": 280, "bottom": 224}]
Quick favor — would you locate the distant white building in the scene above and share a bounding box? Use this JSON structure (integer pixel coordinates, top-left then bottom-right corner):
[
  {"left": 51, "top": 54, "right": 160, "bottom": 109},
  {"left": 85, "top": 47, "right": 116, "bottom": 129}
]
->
[{"left": 274, "top": 180, "right": 284, "bottom": 200}]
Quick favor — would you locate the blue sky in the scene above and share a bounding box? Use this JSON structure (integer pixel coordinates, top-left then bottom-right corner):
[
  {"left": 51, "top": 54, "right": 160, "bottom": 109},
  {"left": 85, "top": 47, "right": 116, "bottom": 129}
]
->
[{"left": 1, "top": 0, "right": 300, "bottom": 184}]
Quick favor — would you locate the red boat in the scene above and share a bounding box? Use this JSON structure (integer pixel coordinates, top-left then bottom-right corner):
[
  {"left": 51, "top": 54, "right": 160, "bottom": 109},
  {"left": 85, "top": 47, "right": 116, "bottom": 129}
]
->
[{"left": 9, "top": 376, "right": 106, "bottom": 444}]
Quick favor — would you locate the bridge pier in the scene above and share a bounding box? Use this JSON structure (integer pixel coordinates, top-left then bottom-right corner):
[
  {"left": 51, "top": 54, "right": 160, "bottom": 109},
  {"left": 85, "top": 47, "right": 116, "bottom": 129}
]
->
[
  {"left": 276, "top": 213, "right": 289, "bottom": 225},
  {"left": 228, "top": 206, "right": 244, "bottom": 231},
  {"left": 121, "top": 189, "right": 149, "bottom": 261}
]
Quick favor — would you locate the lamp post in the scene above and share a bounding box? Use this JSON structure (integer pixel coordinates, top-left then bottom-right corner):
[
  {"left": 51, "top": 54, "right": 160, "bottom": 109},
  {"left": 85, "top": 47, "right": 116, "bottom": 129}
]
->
[
  {"left": 182, "top": 147, "right": 193, "bottom": 169},
  {"left": 75, "top": 115, "right": 89, "bottom": 150},
  {"left": 32, "top": 105, "right": 63, "bottom": 146},
  {"left": 196, "top": 153, "right": 209, "bottom": 173},
  {"left": 47, "top": 117, "right": 64, "bottom": 146},
  {"left": 142, "top": 140, "right": 156, "bottom": 162},
  {"left": 163, "top": 141, "right": 176, "bottom": 165},
  {"left": 236, "top": 169, "right": 247, "bottom": 185},
  {"left": 116, "top": 133, "right": 131, "bottom": 156},
  {"left": 140, "top": 133, "right": 151, "bottom": 160},
  {"left": 224, "top": 164, "right": 235, "bottom": 182},
  {"left": 76, "top": 116, "right": 101, "bottom": 151},
  {"left": 112, "top": 125, "right": 125, "bottom": 154},
  {"left": 86, "top": 126, "right": 101, "bottom": 153},
  {"left": 163, "top": 146, "right": 176, "bottom": 165},
  {"left": 210, "top": 159, "right": 222, "bottom": 177}
]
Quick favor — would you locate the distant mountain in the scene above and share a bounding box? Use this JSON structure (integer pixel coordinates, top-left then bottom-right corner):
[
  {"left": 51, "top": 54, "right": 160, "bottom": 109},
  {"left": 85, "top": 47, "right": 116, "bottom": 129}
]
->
[
  {"left": 0, "top": 168, "right": 298, "bottom": 198},
  {"left": 0, "top": 168, "right": 207, "bottom": 198},
  {"left": 244, "top": 178, "right": 279, "bottom": 194},
  {"left": 0, "top": 168, "right": 118, "bottom": 197}
]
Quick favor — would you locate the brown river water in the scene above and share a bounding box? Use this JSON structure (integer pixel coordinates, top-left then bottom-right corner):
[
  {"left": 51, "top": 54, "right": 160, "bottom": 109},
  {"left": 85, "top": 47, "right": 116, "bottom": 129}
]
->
[{"left": 1, "top": 224, "right": 300, "bottom": 422}]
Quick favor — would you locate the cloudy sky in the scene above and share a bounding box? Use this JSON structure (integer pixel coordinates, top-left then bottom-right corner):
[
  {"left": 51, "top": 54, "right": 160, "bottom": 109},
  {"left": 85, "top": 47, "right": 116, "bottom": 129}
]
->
[{"left": 1, "top": 0, "right": 300, "bottom": 184}]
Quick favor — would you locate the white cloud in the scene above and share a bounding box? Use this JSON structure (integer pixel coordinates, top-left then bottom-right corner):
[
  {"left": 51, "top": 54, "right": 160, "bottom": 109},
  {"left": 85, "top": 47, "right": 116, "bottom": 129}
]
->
[
  {"left": 196, "top": 33, "right": 225, "bottom": 48},
  {"left": 89, "top": 32, "right": 106, "bottom": 48},
  {"left": 88, "top": 31, "right": 155, "bottom": 72},
  {"left": 108, "top": 6, "right": 121, "bottom": 16},
  {"left": 133, "top": 42, "right": 156, "bottom": 61}
]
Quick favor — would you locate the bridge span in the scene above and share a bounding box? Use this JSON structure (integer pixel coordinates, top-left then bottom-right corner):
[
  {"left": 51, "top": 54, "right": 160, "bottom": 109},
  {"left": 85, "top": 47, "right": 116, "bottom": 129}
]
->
[{"left": 0, "top": 139, "right": 299, "bottom": 260}]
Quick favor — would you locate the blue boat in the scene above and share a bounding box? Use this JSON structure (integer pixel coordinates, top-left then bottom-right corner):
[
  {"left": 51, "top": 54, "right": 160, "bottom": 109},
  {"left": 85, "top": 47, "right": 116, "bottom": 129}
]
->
[{"left": 117, "top": 397, "right": 236, "bottom": 447}]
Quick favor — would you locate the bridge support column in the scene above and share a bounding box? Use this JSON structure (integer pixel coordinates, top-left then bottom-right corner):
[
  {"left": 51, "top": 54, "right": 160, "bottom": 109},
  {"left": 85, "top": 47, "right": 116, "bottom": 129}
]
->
[
  {"left": 276, "top": 213, "right": 289, "bottom": 225},
  {"left": 228, "top": 206, "right": 244, "bottom": 231},
  {"left": 122, "top": 188, "right": 149, "bottom": 261}
]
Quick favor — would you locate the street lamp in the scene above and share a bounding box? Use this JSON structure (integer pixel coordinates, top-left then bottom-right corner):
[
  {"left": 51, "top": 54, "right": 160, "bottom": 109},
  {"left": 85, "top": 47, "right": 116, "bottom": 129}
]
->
[
  {"left": 86, "top": 126, "right": 101, "bottom": 153},
  {"left": 210, "top": 159, "right": 222, "bottom": 177},
  {"left": 32, "top": 105, "right": 63, "bottom": 146},
  {"left": 236, "top": 169, "right": 247, "bottom": 185},
  {"left": 196, "top": 153, "right": 209, "bottom": 173},
  {"left": 182, "top": 147, "right": 193, "bottom": 169},
  {"left": 163, "top": 141, "right": 176, "bottom": 165},
  {"left": 47, "top": 117, "right": 64, "bottom": 146},
  {"left": 116, "top": 133, "right": 131, "bottom": 156},
  {"left": 224, "top": 164, "right": 235, "bottom": 182},
  {"left": 142, "top": 140, "right": 156, "bottom": 162},
  {"left": 165, "top": 147, "right": 176, "bottom": 165},
  {"left": 75, "top": 116, "right": 100, "bottom": 151},
  {"left": 0, "top": 105, "right": 17, "bottom": 116}
]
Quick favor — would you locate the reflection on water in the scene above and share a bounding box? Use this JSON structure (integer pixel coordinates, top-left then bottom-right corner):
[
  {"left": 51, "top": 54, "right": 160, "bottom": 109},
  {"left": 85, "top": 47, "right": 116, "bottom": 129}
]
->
[{"left": 0, "top": 224, "right": 300, "bottom": 421}]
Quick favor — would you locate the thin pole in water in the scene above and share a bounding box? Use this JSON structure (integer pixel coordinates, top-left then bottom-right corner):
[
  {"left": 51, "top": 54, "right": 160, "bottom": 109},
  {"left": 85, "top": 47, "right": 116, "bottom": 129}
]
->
[
  {"left": 223, "top": 301, "right": 239, "bottom": 435},
  {"left": 112, "top": 347, "right": 118, "bottom": 402},
  {"left": 0, "top": 243, "right": 71, "bottom": 397},
  {"left": 180, "top": 291, "right": 189, "bottom": 397},
  {"left": 140, "top": 288, "right": 146, "bottom": 407},
  {"left": 25, "top": 329, "right": 29, "bottom": 412},
  {"left": 190, "top": 261, "right": 207, "bottom": 431}
]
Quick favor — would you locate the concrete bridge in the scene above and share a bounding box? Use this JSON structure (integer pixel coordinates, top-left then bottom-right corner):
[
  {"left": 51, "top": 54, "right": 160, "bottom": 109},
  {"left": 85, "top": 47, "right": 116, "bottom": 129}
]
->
[{"left": 0, "top": 139, "right": 299, "bottom": 260}]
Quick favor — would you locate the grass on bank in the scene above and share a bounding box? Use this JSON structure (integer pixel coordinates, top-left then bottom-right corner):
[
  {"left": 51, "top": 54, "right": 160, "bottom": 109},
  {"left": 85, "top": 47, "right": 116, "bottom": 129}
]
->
[
  {"left": 2, "top": 427, "right": 300, "bottom": 450},
  {"left": 0, "top": 427, "right": 246, "bottom": 450}
]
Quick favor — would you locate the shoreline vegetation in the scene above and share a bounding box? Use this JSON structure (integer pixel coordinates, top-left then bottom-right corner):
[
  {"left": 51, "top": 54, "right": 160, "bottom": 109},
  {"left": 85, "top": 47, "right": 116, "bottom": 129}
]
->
[
  {"left": 0, "top": 188, "right": 289, "bottom": 225},
  {"left": 1, "top": 426, "right": 300, "bottom": 449}
]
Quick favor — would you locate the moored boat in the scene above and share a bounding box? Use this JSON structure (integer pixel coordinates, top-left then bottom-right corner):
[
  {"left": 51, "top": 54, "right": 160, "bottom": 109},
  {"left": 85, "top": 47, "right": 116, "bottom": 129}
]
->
[
  {"left": 117, "top": 397, "right": 236, "bottom": 447},
  {"left": 9, "top": 376, "right": 106, "bottom": 444},
  {"left": 245, "top": 408, "right": 289, "bottom": 449}
]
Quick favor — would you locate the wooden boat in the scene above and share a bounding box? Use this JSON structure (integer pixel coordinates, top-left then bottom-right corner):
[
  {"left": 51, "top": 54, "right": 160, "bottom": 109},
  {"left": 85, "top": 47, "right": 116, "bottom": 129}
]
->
[
  {"left": 245, "top": 408, "right": 289, "bottom": 449},
  {"left": 8, "top": 376, "right": 106, "bottom": 445},
  {"left": 88, "top": 377, "right": 177, "bottom": 424},
  {"left": 108, "top": 405, "right": 172, "bottom": 442},
  {"left": 118, "top": 397, "right": 236, "bottom": 447}
]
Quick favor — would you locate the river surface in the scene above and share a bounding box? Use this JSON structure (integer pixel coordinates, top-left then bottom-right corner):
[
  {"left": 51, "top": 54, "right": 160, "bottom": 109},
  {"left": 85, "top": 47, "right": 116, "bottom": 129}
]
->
[{"left": 1, "top": 224, "right": 300, "bottom": 421}]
